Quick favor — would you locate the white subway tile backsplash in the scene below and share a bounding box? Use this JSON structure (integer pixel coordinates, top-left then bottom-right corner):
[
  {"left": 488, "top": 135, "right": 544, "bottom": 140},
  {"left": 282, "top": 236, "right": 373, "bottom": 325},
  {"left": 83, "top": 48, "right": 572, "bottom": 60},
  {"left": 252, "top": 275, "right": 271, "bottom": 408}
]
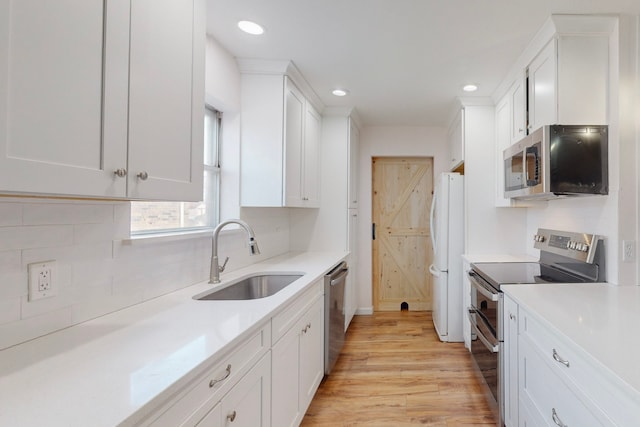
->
[
  {"left": 0, "top": 199, "right": 291, "bottom": 349},
  {"left": 0, "top": 203, "right": 22, "bottom": 226},
  {"left": 73, "top": 222, "right": 117, "bottom": 244},
  {"left": 0, "top": 225, "right": 74, "bottom": 251},
  {"left": 0, "top": 297, "right": 20, "bottom": 325},
  {"left": 22, "top": 203, "right": 114, "bottom": 225},
  {"left": 0, "top": 307, "right": 73, "bottom": 350}
]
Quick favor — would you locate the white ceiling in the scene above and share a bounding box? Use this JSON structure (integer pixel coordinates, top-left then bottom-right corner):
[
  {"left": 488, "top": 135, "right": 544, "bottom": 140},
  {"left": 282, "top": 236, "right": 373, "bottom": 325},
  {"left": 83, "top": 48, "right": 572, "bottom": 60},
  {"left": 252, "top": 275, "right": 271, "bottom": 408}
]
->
[{"left": 207, "top": 0, "right": 640, "bottom": 127}]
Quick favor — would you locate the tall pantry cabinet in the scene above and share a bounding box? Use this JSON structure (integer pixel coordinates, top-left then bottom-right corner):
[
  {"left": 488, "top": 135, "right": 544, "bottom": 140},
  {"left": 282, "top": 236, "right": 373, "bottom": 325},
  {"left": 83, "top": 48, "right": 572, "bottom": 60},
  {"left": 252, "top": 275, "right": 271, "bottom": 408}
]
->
[
  {"left": 0, "top": 0, "right": 205, "bottom": 201},
  {"left": 291, "top": 110, "right": 360, "bottom": 330}
]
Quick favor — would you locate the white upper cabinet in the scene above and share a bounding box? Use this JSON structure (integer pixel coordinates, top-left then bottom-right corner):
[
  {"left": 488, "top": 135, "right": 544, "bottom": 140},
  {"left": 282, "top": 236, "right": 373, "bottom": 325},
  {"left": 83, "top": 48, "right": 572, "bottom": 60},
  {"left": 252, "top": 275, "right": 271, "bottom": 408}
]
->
[
  {"left": 240, "top": 61, "right": 322, "bottom": 208},
  {"left": 448, "top": 108, "right": 464, "bottom": 171},
  {"left": 0, "top": 0, "right": 204, "bottom": 201},
  {"left": 127, "top": 0, "right": 205, "bottom": 201},
  {"left": 523, "top": 16, "right": 613, "bottom": 133}
]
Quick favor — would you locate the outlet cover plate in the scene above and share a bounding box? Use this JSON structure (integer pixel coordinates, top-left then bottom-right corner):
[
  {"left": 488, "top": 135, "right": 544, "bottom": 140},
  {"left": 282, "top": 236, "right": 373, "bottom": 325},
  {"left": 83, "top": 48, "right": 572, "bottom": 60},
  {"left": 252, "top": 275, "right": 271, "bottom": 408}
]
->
[{"left": 28, "top": 260, "right": 58, "bottom": 301}]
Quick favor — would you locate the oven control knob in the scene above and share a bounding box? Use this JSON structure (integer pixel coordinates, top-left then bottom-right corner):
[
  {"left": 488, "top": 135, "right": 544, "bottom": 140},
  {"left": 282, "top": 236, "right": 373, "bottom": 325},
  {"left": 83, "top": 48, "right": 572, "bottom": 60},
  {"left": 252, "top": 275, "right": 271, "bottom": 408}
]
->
[
  {"left": 569, "top": 241, "right": 577, "bottom": 250},
  {"left": 581, "top": 243, "right": 590, "bottom": 252},
  {"left": 534, "top": 234, "right": 545, "bottom": 242}
]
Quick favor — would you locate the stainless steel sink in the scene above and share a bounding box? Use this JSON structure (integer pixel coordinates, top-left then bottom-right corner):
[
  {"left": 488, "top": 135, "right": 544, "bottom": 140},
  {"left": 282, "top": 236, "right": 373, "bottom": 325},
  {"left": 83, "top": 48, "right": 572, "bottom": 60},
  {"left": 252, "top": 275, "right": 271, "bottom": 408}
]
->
[{"left": 194, "top": 273, "right": 304, "bottom": 300}]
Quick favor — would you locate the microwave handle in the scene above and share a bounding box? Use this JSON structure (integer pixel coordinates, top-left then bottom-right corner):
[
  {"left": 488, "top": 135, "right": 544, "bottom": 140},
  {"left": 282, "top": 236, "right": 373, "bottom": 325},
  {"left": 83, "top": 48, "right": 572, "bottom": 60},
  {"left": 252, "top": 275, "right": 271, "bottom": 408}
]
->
[{"left": 525, "top": 145, "right": 540, "bottom": 186}]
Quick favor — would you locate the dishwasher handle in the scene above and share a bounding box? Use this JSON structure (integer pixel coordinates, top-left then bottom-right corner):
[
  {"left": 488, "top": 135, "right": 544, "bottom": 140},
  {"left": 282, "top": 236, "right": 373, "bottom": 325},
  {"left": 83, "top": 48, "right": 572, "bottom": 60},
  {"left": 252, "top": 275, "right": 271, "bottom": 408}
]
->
[{"left": 329, "top": 267, "right": 349, "bottom": 286}]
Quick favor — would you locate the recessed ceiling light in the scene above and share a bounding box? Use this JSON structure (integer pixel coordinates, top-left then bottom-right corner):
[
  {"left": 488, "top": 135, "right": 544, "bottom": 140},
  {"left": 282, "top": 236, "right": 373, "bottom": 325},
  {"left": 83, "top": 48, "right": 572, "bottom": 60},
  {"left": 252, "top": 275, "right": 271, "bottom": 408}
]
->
[
  {"left": 332, "top": 89, "right": 349, "bottom": 97},
  {"left": 238, "top": 20, "right": 264, "bottom": 35},
  {"left": 463, "top": 84, "right": 478, "bottom": 92}
]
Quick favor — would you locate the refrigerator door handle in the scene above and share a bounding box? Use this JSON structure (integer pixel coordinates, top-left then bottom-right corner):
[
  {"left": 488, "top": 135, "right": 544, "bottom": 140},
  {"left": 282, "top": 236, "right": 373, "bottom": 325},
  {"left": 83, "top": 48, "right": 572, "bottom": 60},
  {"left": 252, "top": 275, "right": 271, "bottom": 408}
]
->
[
  {"left": 428, "top": 264, "right": 440, "bottom": 277},
  {"left": 429, "top": 188, "right": 438, "bottom": 252}
]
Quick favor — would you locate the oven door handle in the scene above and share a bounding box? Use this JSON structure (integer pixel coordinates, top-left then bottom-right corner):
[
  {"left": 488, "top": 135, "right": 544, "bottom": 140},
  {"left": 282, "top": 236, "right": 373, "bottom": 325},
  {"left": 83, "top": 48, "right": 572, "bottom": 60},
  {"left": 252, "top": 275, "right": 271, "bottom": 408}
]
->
[
  {"left": 468, "top": 308, "right": 499, "bottom": 353},
  {"left": 468, "top": 271, "right": 499, "bottom": 302}
]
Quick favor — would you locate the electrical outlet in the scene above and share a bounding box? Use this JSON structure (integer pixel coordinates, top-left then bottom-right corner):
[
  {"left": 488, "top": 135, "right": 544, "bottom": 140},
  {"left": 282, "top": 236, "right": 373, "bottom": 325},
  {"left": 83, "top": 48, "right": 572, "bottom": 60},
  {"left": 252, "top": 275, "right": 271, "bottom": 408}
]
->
[
  {"left": 28, "top": 261, "right": 58, "bottom": 301},
  {"left": 623, "top": 240, "right": 636, "bottom": 263}
]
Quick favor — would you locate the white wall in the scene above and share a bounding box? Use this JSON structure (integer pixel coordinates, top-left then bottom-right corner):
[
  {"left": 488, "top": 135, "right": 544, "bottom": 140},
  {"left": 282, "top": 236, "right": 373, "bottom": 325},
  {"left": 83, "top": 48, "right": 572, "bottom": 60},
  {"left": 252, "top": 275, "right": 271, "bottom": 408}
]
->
[
  {"left": 463, "top": 105, "right": 528, "bottom": 256},
  {"left": 523, "top": 16, "right": 640, "bottom": 285},
  {"left": 356, "top": 126, "right": 448, "bottom": 313},
  {"left": 0, "top": 35, "right": 292, "bottom": 350}
]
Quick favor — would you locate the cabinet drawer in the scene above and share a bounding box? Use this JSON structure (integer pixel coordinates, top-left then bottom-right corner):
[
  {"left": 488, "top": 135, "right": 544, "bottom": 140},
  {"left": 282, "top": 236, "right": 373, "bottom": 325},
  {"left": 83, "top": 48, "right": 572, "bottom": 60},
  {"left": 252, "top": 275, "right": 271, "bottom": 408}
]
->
[
  {"left": 518, "top": 308, "right": 638, "bottom": 426},
  {"left": 518, "top": 334, "right": 606, "bottom": 426},
  {"left": 149, "top": 324, "right": 271, "bottom": 426},
  {"left": 272, "top": 279, "right": 323, "bottom": 344}
]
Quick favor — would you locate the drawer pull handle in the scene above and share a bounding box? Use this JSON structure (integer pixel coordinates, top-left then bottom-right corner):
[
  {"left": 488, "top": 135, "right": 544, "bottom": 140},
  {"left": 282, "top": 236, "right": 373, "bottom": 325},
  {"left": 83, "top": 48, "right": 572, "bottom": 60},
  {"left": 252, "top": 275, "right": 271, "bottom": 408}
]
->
[
  {"left": 552, "top": 349, "right": 570, "bottom": 367},
  {"left": 552, "top": 408, "right": 568, "bottom": 427},
  {"left": 209, "top": 364, "right": 231, "bottom": 388},
  {"left": 227, "top": 410, "right": 237, "bottom": 422},
  {"left": 302, "top": 323, "right": 311, "bottom": 333},
  {"left": 509, "top": 313, "right": 516, "bottom": 321}
]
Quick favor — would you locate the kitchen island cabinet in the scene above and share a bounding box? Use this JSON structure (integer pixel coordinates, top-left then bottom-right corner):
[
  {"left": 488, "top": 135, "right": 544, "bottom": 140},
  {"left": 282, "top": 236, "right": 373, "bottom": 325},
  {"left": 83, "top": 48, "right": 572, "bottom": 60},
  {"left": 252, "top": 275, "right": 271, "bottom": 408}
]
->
[
  {"left": 0, "top": 251, "right": 347, "bottom": 427},
  {"left": 0, "top": 0, "right": 205, "bottom": 201},
  {"left": 503, "top": 284, "right": 640, "bottom": 427}
]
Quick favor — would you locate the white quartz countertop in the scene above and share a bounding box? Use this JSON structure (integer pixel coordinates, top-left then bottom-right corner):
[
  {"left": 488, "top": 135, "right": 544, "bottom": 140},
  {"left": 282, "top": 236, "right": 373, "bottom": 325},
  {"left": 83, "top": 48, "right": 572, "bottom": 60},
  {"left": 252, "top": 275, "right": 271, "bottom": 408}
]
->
[
  {"left": 0, "top": 251, "right": 348, "bottom": 427},
  {"left": 503, "top": 283, "right": 640, "bottom": 400}
]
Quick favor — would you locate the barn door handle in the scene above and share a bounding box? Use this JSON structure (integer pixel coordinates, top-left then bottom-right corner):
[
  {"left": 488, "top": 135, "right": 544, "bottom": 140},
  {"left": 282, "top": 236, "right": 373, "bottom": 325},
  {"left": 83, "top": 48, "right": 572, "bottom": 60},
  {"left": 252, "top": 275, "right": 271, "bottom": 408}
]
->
[{"left": 372, "top": 223, "right": 376, "bottom": 240}]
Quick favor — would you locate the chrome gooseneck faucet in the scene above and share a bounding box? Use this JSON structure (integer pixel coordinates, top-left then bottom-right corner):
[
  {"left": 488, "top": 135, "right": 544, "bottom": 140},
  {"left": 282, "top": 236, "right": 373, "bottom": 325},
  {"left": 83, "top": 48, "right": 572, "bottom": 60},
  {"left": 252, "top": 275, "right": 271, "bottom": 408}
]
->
[{"left": 210, "top": 219, "right": 260, "bottom": 284}]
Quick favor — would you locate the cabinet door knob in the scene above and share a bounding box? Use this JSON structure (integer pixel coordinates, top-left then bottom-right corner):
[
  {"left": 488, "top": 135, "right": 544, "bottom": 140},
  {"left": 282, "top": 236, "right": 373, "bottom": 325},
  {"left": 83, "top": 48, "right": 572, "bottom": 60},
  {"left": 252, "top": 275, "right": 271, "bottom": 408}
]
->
[
  {"left": 137, "top": 171, "right": 149, "bottom": 181},
  {"left": 227, "top": 410, "right": 237, "bottom": 422},
  {"left": 114, "top": 168, "right": 127, "bottom": 178}
]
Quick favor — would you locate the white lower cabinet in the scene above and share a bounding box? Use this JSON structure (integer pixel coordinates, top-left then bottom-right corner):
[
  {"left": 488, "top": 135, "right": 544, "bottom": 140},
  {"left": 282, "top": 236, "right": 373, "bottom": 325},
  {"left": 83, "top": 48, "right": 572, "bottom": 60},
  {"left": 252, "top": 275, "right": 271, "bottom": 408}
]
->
[
  {"left": 146, "top": 325, "right": 271, "bottom": 427},
  {"left": 504, "top": 293, "right": 638, "bottom": 427},
  {"left": 272, "top": 280, "right": 324, "bottom": 427},
  {"left": 144, "top": 280, "right": 326, "bottom": 427},
  {"left": 196, "top": 352, "right": 271, "bottom": 427}
]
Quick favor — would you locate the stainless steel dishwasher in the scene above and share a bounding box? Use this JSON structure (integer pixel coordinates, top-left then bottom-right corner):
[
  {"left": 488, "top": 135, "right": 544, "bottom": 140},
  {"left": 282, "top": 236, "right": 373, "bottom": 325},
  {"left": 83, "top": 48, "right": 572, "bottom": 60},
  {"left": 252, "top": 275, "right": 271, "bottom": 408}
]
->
[{"left": 324, "top": 261, "right": 349, "bottom": 375}]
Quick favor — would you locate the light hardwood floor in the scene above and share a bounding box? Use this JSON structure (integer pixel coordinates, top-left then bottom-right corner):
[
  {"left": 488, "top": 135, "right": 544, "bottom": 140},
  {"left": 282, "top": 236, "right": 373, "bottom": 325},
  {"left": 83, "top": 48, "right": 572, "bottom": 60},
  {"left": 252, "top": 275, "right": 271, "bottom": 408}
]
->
[{"left": 301, "top": 311, "right": 496, "bottom": 426}]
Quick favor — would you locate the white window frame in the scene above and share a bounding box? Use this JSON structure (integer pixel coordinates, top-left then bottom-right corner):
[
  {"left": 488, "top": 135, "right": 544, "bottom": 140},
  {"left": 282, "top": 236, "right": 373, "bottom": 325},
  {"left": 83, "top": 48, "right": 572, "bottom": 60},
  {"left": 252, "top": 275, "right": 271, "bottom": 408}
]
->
[{"left": 129, "top": 106, "right": 221, "bottom": 236}]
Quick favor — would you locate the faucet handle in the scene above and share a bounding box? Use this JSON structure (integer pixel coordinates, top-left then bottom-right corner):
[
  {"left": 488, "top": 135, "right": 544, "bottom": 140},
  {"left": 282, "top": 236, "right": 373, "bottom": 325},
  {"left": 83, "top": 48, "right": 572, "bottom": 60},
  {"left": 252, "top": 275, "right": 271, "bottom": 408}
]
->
[{"left": 219, "top": 257, "right": 230, "bottom": 273}]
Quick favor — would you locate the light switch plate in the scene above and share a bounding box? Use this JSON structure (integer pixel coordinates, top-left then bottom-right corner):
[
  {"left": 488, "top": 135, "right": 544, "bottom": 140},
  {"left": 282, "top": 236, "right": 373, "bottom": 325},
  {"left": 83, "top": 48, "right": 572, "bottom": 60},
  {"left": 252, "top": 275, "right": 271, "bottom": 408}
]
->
[{"left": 28, "top": 260, "right": 58, "bottom": 301}]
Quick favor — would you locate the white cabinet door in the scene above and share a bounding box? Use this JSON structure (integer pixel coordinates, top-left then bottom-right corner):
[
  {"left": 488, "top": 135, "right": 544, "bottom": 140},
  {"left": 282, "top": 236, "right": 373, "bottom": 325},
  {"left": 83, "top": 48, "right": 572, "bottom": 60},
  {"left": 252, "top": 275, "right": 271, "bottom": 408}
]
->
[
  {"left": 299, "top": 297, "right": 324, "bottom": 412},
  {"left": 271, "top": 295, "right": 324, "bottom": 427},
  {"left": 271, "top": 321, "right": 301, "bottom": 427},
  {"left": 0, "top": 0, "right": 129, "bottom": 197},
  {"left": 301, "top": 101, "right": 321, "bottom": 207},
  {"left": 127, "top": 0, "right": 204, "bottom": 201},
  {"left": 345, "top": 210, "right": 358, "bottom": 329},
  {"left": 348, "top": 120, "right": 360, "bottom": 209},
  {"left": 503, "top": 295, "right": 519, "bottom": 427},
  {"left": 448, "top": 109, "right": 464, "bottom": 170},
  {"left": 194, "top": 403, "right": 222, "bottom": 427},
  {"left": 528, "top": 40, "right": 557, "bottom": 133},
  {"left": 284, "top": 78, "right": 320, "bottom": 208},
  {"left": 284, "top": 79, "right": 306, "bottom": 207},
  {"left": 217, "top": 352, "right": 271, "bottom": 427},
  {"left": 510, "top": 78, "right": 526, "bottom": 143}
]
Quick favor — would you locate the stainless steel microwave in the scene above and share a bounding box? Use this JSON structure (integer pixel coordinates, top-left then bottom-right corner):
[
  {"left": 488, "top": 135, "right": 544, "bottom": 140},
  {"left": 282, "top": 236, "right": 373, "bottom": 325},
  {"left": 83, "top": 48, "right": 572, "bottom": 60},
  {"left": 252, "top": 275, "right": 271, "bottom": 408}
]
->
[{"left": 503, "top": 125, "right": 608, "bottom": 200}]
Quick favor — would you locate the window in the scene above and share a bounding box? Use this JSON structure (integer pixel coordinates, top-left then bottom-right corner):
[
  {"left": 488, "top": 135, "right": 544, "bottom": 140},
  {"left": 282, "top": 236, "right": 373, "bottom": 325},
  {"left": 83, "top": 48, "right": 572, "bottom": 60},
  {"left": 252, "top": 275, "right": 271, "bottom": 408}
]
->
[{"left": 130, "top": 107, "right": 221, "bottom": 234}]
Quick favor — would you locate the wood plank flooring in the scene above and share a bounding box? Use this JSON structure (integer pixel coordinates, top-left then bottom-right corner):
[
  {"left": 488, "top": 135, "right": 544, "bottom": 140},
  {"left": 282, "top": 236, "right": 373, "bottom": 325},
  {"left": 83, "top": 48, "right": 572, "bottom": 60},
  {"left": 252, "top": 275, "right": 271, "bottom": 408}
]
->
[{"left": 301, "top": 311, "right": 496, "bottom": 426}]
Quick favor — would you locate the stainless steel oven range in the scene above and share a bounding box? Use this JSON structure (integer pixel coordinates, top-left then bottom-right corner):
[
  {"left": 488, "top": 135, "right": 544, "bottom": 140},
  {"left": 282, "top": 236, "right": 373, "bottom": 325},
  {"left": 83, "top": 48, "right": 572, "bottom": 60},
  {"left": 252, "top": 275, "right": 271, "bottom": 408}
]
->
[{"left": 468, "top": 228, "right": 605, "bottom": 427}]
